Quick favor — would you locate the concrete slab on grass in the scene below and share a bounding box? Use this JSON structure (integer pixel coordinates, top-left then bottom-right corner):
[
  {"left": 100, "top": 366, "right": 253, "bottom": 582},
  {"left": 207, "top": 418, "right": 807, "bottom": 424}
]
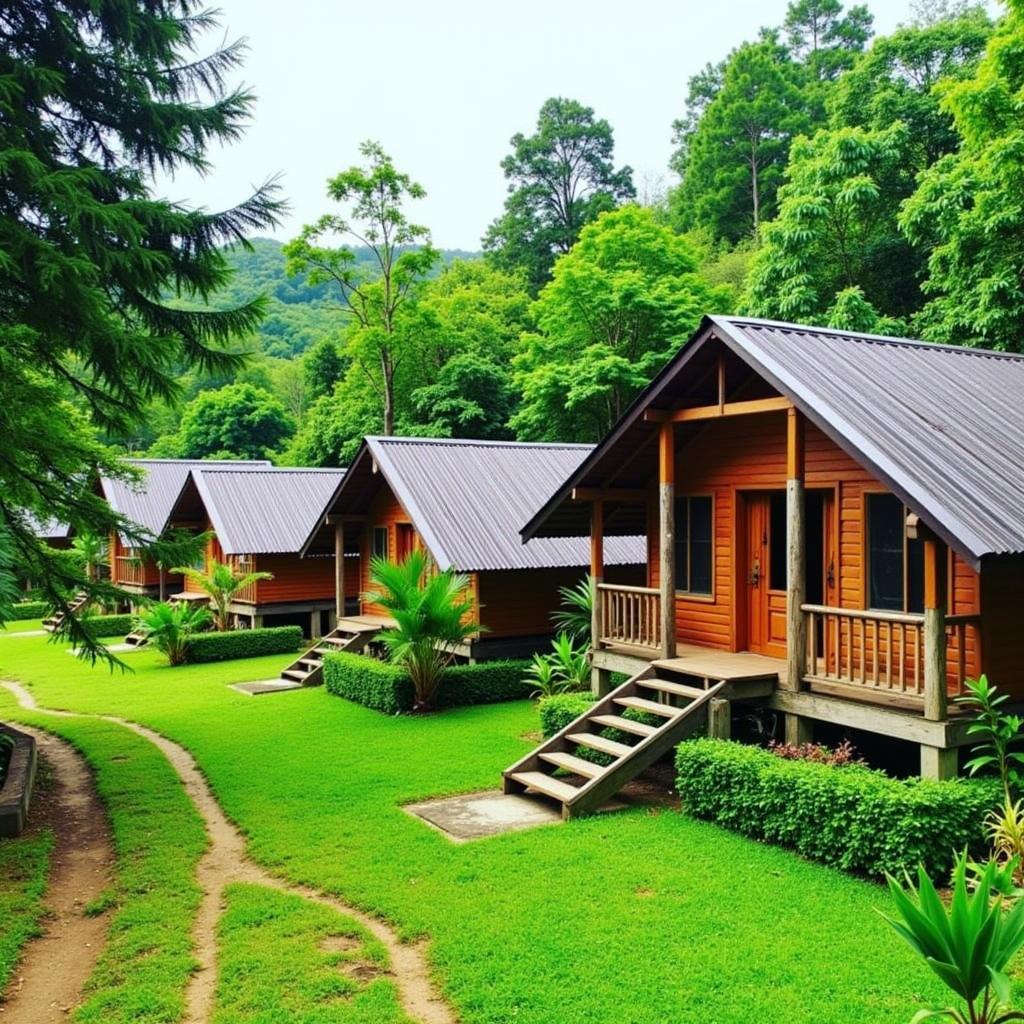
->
[
  {"left": 4, "top": 630, "right": 47, "bottom": 638},
  {"left": 68, "top": 642, "right": 135, "bottom": 654},
  {"left": 405, "top": 790, "right": 564, "bottom": 841},
  {"left": 230, "top": 679, "right": 303, "bottom": 696}
]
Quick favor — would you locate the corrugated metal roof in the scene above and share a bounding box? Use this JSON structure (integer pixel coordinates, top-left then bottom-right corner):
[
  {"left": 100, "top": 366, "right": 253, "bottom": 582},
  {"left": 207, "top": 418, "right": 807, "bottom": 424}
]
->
[
  {"left": 101, "top": 459, "right": 271, "bottom": 543},
  {"left": 522, "top": 315, "right": 1024, "bottom": 567},
  {"left": 189, "top": 467, "right": 346, "bottom": 555},
  {"left": 338, "top": 437, "right": 644, "bottom": 573},
  {"left": 27, "top": 515, "right": 71, "bottom": 541}
]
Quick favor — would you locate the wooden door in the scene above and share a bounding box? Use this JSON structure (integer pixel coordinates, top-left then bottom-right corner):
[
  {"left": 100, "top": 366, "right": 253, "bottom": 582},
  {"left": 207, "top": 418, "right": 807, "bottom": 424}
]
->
[
  {"left": 395, "top": 523, "right": 415, "bottom": 564},
  {"left": 744, "top": 493, "right": 788, "bottom": 659}
]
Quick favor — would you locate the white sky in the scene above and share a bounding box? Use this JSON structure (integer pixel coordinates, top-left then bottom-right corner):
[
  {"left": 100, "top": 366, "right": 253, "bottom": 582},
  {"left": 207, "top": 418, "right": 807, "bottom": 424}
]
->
[{"left": 158, "top": 0, "right": 956, "bottom": 250}]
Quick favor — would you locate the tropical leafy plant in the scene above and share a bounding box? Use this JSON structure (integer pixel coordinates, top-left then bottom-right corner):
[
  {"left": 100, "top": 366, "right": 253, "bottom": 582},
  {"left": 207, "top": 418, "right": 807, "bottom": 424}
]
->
[
  {"left": 135, "top": 602, "right": 212, "bottom": 667},
  {"left": 172, "top": 560, "right": 273, "bottom": 632},
  {"left": 367, "top": 550, "right": 481, "bottom": 711},
  {"left": 525, "top": 652, "right": 574, "bottom": 699},
  {"left": 552, "top": 576, "right": 594, "bottom": 644},
  {"left": 70, "top": 533, "right": 108, "bottom": 585},
  {"left": 882, "top": 851, "right": 1024, "bottom": 1024},
  {"left": 524, "top": 632, "right": 591, "bottom": 699}
]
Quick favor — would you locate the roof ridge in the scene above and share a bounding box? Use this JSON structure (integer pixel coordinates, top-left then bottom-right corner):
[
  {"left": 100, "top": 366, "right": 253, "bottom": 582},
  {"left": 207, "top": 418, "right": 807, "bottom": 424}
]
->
[
  {"left": 715, "top": 315, "right": 1024, "bottom": 362},
  {"left": 366, "top": 435, "right": 595, "bottom": 450}
]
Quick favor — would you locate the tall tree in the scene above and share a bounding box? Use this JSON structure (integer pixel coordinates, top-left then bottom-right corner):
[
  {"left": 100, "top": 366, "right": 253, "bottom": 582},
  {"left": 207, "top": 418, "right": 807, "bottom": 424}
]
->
[
  {"left": 670, "top": 39, "right": 811, "bottom": 243},
  {"left": 512, "top": 206, "right": 729, "bottom": 442},
  {"left": 0, "top": 0, "right": 281, "bottom": 649},
  {"left": 410, "top": 353, "right": 516, "bottom": 440},
  {"left": 483, "top": 98, "right": 635, "bottom": 293},
  {"left": 303, "top": 338, "right": 349, "bottom": 401},
  {"left": 285, "top": 142, "right": 438, "bottom": 434},
  {"left": 900, "top": 0, "right": 1024, "bottom": 351},
  {"left": 784, "top": 0, "right": 874, "bottom": 80}
]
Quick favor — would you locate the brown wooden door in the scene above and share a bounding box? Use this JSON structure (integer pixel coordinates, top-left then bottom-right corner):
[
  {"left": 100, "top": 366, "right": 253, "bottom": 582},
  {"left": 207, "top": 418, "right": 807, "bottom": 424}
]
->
[
  {"left": 395, "top": 523, "right": 415, "bottom": 564},
  {"left": 744, "top": 493, "right": 788, "bottom": 659}
]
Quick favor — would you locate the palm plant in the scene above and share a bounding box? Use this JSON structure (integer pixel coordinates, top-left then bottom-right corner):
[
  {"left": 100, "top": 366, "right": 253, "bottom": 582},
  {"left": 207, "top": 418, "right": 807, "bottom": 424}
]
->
[
  {"left": 552, "top": 575, "right": 594, "bottom": 644},
  {"left": 883, "top": 852, "right": 1024, "bottom": 1024},
  {"left": 71, "top": 532, "right": 107, "bottom": 584},
  {"left": 367, "top": 550, "right": 480, "bottom": 711},
  {"left": 524, "top": 632, "right": 591, "bottom": 699},
  {"left": 172, "top": 560, "right": 273, "bottom": 631},
  {"left": 136, "top": 601, "right": 212, "bottom": 666}
]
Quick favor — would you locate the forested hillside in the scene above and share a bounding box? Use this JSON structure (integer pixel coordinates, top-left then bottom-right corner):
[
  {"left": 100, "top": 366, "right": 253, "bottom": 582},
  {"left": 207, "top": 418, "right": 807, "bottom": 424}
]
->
[{"left": 128, "top": 0, "right": 1018, "bottom": 468}]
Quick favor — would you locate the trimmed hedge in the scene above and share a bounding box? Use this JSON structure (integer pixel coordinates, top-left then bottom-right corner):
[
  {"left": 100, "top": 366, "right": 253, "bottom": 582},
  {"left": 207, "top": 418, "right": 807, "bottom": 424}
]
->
[
  {"left": 12, "top": 600, "right": 48, "bottom": 620},
  {"left": 322, "top": 652, "right": 533, "bottom": 713},
  {"left": 675, "top": 738, "right": 999, "bottom": 878},
  {"left": 82, "top": 613, "right": 134, "bottom": 638},
  {"left": 185, "top": 626, "right": 303, "bottom": 664},
  {"left": 539, "top": 693, "right": 595, "bottom": 738}
]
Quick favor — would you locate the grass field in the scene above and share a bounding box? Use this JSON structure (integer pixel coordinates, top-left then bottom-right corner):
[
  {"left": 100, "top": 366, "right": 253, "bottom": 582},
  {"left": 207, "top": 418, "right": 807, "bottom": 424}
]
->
[{"left": 0, "top": 631, "right": 965, "bottom": 1023}]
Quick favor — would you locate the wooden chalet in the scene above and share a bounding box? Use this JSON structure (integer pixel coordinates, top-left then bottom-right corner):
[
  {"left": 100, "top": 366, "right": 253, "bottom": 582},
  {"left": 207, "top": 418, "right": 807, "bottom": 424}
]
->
[
  {"left": 515, "top": 315, "right": 1024, "bottom": 802},
  {"left": 304, "top": 437, "right": 646, "bottom": 662},
  {"left": 167, "top": 465, "right": 358, "bottom": 636},
  {"left": 99, "top": 459, "right": 270, "bottom": 604}
]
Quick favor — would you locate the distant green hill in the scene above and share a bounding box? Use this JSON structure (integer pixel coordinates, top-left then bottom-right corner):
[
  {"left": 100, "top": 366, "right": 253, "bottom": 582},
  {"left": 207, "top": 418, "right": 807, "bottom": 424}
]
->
[{"left": 212, "top": 237, "right": 479, "bottom": 358}]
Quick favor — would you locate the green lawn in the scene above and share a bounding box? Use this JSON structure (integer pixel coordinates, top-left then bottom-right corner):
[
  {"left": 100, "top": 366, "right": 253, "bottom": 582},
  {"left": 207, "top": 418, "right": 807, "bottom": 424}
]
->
[
  {"left": 0, "top": 827, "right": 51, "bottom": 992},
  {"left": 0, "top": 633, "right": 961, "bottom": 1023}
]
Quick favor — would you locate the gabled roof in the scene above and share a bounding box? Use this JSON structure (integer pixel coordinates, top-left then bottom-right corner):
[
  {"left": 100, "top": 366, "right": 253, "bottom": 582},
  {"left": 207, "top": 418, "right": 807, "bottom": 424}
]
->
[
  {"left": 180, "top": 466, "right": 346, "bottom": 555},
  {"left": 100, "top": 459, "right": 271, "bottom": 544},
  {"left": 313, "top": 436, "right": 645, "bottom": 573},
  {"left": 27, "top": 515, "right": 71, "bottom": 542},
  {"left": 522, "top": 315, "right": 1024, "bottom": 569}
]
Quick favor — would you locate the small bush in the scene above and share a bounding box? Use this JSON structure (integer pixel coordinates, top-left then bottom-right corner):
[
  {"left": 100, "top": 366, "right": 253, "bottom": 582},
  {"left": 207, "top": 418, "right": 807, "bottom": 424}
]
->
[
  {"left": 767, "top": 738, "right": 864, "bottom": 766},
  {"left": 675, "top": 738, "right": 999, "bottom": 878},
  {"left": 185, "top": 626, "right": 303, "bottom": 664},
  {"left": 539, "top": 693, "right": 595, "bottom": 738},
  {"left": 82, "top": 613, "right": 134, "bottom": 638},
  {"left": 323, "top": 653, "right": 532, "bottom": 714},
  {"left": 11, "top": 600, "right": 48, "bottom": 620}
]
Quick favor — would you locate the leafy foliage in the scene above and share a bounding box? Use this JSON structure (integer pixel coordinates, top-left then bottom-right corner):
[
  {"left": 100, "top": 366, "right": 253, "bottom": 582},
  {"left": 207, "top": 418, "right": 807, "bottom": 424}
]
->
[
  {"left": 483, "top": 98, "right": 635, "bottom": 292},
  {"left": 367, "top": 550, "right": 481, "bottom": 710},
  {"left": 184, "top": 626, "right": 303, "bottom": 663},
  {"left": 882, "top": 852, "right": 1024, "bottom": 1024},
  {"left": 512, "top": 207, "right": 727, "bottom": 441},
  {"left": 172, "top": 560, "right": 274, "bottom": 631},
  {"left": 955, "top": 675, "right": 1024, "bottom": 801},
  {"left": 136, "top": 601, "right": 213, "bottom": 666},
  {"left": 524, "top": 632, "right": 590, "bottom": 698},
  {"left": 551, "top": 576, "right": 594, "bottom": 643}
]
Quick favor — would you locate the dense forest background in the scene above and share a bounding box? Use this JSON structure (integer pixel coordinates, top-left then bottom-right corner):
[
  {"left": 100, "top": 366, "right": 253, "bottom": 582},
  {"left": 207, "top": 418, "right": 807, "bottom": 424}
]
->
[{"left": 127, "top": 0, "right": 1022, "bottom": 467}]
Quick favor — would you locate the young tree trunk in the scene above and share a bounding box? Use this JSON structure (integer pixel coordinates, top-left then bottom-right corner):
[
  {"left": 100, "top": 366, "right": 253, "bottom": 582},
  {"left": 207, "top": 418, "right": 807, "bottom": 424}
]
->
[{"left": 750, "top": 152, "right": 761, "bottom": 243}]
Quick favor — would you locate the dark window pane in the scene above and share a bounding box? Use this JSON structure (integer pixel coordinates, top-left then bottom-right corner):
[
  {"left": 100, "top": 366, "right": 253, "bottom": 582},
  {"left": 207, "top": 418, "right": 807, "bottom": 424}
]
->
[
  {"left": 674, "top": 497, "right": 689, "bottom": 591},
  {"left": 907, "top": 533, "right": 924, "bottom": 613},
  {"left": 689, "top": 496, "right": 713, "bottom": 595},
  {"left": 868, "top": 494, "right": 904, "bottom": 611},
  {"left": 372, "top": 526, "right": 389, "bottom": 560},
  {"left": 769, "top": 492, "right": 787, "bottom": 591}
]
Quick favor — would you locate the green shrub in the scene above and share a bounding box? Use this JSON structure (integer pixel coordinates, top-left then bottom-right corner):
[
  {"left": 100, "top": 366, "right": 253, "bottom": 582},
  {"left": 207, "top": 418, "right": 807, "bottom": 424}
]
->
[
  {"left": 185, "top": 626, "right": 303, "bottom": 664},
  {"left": 82, "top": 613, "right": 134, "bottom": 638},
  {"left": 539, "top": 693, "right": 595, "bottom": 738},
  {"left": 323, "top": 653, "right": 532, "bottom": 714},
  {"left": 675, "top": 738, "right": 999, "bottom": 878},
  {"left": 11, "top": 600, "right": 48, "bottom": 619}
]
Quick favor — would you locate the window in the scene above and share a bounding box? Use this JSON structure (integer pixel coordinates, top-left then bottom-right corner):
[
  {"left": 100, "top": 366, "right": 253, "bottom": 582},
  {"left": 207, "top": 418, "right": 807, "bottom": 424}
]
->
[
  {"left": 867, "top": 493, "right": 923, "bottom": 613},
  {"left": 674, "top": 495, "right": 713, "bottom": 596},
  {"left": 372, "top": 526, "right": 389, "bottom": 560}
]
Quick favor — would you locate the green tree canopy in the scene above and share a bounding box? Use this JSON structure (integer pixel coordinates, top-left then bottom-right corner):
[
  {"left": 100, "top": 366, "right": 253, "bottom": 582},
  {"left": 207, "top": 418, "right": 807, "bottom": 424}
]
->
[
  {"left": 670, "top": 39, "right": 812, "bottom": 243},
  {"left": 410, "top": 353, "right": 516, "bottom": 440},
  {"left": 0, "top": 0, "right": 280, "bottom": 645},
  {"left": 900, "top": 0, "right": 1024, "bottom": 350},
  {"left": 784, "top": 0, "right": 874, "bottom": 81},
  {"left": 512, "top": 206, "right": 729, "bottom": 442},
  {"left": 156, "top": 383, "right": 292, "bottom": 460},
  {"left": 483, "top": 98, "right": 635, "bottom": 293},
  {"left": 303, "top": 338, "right": 349, "bottom": 401},
  {"left": 285, "top": 142, "right": 438, "bottom": 434}
]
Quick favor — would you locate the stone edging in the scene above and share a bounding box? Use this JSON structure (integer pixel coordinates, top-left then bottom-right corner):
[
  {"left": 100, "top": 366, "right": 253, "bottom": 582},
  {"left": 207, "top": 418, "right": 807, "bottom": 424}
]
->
[{"left": 0, "top": 723, "right": 37, "bottom": 837}]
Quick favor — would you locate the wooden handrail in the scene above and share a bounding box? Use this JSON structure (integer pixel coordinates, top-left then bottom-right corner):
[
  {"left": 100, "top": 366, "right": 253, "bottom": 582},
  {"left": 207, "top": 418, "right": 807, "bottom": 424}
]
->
[
  {"left": 801, "top": 603, "right": 923, "bottom": 625},
  {"left": 596, "top": 583, "right": 659, "bottom": 596}
]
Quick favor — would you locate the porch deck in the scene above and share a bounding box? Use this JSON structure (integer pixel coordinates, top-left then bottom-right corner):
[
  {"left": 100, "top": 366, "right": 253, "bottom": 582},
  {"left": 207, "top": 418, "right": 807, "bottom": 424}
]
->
[{"left": 653, "top": 644, "right": 785, "bottom": 697}]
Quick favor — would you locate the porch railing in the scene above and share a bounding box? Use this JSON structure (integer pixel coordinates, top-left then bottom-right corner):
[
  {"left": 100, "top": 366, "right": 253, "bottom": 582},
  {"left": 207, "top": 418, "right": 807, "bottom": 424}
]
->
[
  {"left": 801, "top": 604, "right": 980, "bottom": 699},
  {"left": 114, "top": 555, "right": 146, "bottom": 587},
  {"left": 597, "top": 583, "right": 661, "bottom": 651}
]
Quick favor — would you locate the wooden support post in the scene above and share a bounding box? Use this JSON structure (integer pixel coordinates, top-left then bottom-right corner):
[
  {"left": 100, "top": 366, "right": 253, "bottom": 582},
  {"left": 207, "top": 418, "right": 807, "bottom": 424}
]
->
[
  {"left": 334, "top": 521, "right": 345, "bottom": 625},
  {"left": 658, "top": 422, "right": 676, "bottom": 659},
  {"left": 785, "top": 407, "right": 806, "bottom": 693},
  {"left": 158, "top": 565, "right": 166, "bottom": 603},
  {"left": 784, "top": 715, "right": 813, "bottom": 746},
  {"left": 920, "top": 745, "right": 958, "bottom": 781},
  {"left": 923, "top": 536, "right": 949, "bottom": 722},
  {"left": 590, "top": 499, "right": 604, "bottom": 651},
  {"left": 310, "top": 609, "right": 322, "bottom": 640},
  {"left": 709, "top": 697, "right": 731, "bottom": 740}
]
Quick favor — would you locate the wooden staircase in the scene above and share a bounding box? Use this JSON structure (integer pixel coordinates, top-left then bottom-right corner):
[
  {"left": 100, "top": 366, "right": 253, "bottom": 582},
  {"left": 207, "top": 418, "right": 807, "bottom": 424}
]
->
[
  {"left": 275, "top": 619, "right": 382, "bottom": 688},
  {"left": 42, "top": 591, "right": 89, "bottom": 633},
  {"left": 503, "top": 665, "right": 728, "bottom": 819}
]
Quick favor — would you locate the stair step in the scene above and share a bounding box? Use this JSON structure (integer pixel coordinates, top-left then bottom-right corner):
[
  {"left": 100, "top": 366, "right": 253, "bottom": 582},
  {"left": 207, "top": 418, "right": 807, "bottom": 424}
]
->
[
  {"left": 613, "top": 696, "right": 682, "bottom": 718},
  {"left": 637, "top": 678, "right": 708, "bottom": 699},
  {"left": 540, "top": 751, "right": 605, "bottom": 779},
  {"left": 281, "top": 669, "right": 309, "bottom": 682},
  {"left": 509, "top": 771, "right": 581, "bottom": 803},
  {"left": 568, "top": 732, "right": 634, "bottom": 758},
  {"left": 589, "top": 714, "right": 658, "bottom": 737},
  {"left": 319, "top": 636, "right": 353, "bottom": 647},
  {"left": 300, "top": 657, "right": 322, "bottom": 668}
]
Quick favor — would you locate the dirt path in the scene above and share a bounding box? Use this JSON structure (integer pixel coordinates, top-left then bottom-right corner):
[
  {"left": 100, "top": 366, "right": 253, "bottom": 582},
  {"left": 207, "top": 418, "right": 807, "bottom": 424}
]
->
[
  {"left": 1, "top": 681, "right": 455, "bottom": 1024},
  {"left": 0, "top": 726, "right": 114, "bottom": 1023}
]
